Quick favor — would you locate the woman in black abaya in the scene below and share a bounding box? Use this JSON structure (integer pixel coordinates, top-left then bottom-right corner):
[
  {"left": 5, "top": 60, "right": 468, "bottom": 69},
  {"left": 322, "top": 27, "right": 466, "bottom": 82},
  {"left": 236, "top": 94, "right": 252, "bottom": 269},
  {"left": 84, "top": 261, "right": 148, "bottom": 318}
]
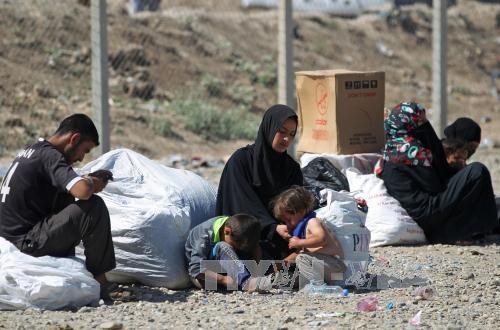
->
[
  {"left": 377, "top": 102, "right": 498, "bottom": 244},
  {"left": 216, "top": 104, "right": 303, "bottom": 258}
]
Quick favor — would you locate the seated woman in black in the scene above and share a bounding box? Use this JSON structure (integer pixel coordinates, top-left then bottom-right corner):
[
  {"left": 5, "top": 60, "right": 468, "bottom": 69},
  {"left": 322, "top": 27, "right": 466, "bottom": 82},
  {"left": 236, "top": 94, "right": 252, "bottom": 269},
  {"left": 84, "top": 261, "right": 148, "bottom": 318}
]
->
[
  {"left": 377, "top": 102, "right": 498, "bottom": 244},
  {"left": 216, "top": 104, "right": 303, "bottom": 259}
]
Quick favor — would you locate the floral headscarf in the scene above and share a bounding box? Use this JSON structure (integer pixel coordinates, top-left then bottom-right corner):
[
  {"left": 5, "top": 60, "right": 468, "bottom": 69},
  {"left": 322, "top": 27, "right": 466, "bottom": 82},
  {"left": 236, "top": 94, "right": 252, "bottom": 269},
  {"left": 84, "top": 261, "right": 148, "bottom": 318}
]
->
[{"left": 376, "top": 102, "right": 433, "bottom": 174}]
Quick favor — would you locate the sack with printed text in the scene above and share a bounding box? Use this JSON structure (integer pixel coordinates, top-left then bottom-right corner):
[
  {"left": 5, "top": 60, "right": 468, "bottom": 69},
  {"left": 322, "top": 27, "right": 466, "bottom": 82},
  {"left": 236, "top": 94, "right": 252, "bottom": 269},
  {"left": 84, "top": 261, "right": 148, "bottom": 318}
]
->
[{"left": 314, "top": 189, "right": 371, "bottom": 284}]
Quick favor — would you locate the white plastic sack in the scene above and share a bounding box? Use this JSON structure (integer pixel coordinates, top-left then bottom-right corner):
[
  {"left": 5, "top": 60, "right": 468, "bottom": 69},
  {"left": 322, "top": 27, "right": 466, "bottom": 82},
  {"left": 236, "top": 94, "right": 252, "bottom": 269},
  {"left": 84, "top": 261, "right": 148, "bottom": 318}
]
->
[
  {"left": 0, "top": 237, "right": 99, "bottom": 311},
  {"left": 315, "top": 189, "right": 371, "bottom": 282},
  {"left": 300, "top": 153, "right": 381, "bottom": 175},
  {"left": 345, "top": 168, "right": 427, "bottom": 247},
  {"left": 79, "top": 149, "right": 217, "bottom": 289}
]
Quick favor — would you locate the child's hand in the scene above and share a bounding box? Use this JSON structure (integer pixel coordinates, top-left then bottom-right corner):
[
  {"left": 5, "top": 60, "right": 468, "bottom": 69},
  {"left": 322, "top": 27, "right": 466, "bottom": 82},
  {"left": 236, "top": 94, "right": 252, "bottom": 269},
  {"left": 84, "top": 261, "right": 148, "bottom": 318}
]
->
[
  {"left": 288, "top": 236, "right": 302, "bottom": 249},
  {"left": 356, "top": 197, "right": 368, "bottom": 212},
  {"left": 276, "top": 224, "right": 291, "bottom": 240},
  {"left": 355, "top": 197, "right": 367, "bottom": 207}
]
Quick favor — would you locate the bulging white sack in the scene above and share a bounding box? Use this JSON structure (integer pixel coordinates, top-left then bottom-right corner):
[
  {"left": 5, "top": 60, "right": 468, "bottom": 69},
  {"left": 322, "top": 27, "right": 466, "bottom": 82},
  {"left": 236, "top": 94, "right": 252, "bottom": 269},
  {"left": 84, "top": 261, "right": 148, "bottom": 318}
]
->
[
  {"left": 345, "top": 168, "right": 427, "bottom": 247},
  {"left": 315, "top": 189, "right": 371, "bottom": 283},
  {"left": 0, "top": 237, "right": 99, "bottom": 311},
  {"left": 80, "top": 149, "right": 216, "bottom": 289}
]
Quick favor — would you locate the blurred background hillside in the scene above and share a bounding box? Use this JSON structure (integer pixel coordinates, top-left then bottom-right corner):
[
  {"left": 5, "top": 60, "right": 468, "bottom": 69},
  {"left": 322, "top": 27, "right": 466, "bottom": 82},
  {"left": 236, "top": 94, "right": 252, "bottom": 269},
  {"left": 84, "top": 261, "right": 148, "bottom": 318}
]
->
[{"left": 0, "top": 0, "right": 499, "bottom": 188}]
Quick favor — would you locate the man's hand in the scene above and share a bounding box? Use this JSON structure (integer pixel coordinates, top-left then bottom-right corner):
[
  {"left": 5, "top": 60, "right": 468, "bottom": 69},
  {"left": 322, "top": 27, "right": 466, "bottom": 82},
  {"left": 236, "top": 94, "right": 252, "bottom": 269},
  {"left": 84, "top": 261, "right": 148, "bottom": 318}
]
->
[
  {"left": 88, "top": 169, "right": 113, "bottom": 183},
  {"left": 87, "top": 175, "right": 107, "bottom": 194},
  {"left": 276, "top": 224, "right": 291, "bottom": 240}
]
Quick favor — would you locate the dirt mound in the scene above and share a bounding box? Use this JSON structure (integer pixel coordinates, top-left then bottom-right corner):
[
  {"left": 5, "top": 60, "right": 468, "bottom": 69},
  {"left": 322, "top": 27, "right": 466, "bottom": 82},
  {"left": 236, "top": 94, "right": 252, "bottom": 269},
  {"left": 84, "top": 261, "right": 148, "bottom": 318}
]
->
[{"left": 0, "top": 0, "right": 498, "bottom": 162}]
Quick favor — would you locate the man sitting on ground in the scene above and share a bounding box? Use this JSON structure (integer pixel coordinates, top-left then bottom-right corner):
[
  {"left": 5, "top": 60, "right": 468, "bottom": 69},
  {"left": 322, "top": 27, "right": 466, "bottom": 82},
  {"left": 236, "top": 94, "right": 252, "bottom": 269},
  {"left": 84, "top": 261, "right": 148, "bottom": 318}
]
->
[{"left": 0, "top": 113, "right": 117, "bottom": 300}]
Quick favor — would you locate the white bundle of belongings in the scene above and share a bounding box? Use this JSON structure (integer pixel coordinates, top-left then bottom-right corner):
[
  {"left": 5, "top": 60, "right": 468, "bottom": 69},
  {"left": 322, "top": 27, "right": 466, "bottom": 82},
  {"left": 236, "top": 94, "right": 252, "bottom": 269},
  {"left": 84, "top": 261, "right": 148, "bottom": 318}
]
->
[
  {"left": 79, "top": 148, "right": 217, "bottom": 289},
  {"left": 0, "top": 237, "right": 99, "bottom": 310},
  {"left": 346, "top": 168, "right": 427, "bottom": 247},
  {"left": 301, "top": 153, "right": 427, "bottom": 247},
  {"left": 315, "top": 189, "right": 371, "bottom": 284}
]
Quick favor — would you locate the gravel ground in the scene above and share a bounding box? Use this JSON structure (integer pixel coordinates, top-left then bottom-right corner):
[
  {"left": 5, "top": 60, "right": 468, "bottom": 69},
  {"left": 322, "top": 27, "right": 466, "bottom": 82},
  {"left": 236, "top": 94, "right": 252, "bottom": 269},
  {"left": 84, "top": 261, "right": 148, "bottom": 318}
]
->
[
  {"left": 1, "top": 241, "right": 499, "bottom": 329},
  {"left": 0, "top": 149, "right": 499, "bottom": 329}
]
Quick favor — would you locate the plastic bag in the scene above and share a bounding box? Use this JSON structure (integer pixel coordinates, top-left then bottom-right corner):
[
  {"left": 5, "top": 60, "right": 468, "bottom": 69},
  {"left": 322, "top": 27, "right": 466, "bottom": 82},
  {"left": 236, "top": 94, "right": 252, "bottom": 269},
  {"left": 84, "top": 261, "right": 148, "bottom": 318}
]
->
[
  {"left": 79, "top": 149, "right": 216, "bottom": 289},
  {"left": 0, "top": 237, "right": 99, "bottom": 310},
  {"left": 302, "top": 157, "right": 350, "bottom": 206},
  {"left": 315, "top": 189, "right": 371, "bottom": 284},
  {"left": 345, "top": 168, "right": 427, "bottom": 247}
]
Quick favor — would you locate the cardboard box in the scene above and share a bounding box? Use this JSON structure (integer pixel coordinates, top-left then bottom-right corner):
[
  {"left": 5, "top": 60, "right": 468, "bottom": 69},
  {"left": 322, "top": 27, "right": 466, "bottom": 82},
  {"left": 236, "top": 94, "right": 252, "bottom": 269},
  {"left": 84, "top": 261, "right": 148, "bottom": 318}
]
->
[{"left": 296, "top": 69, "right": 385, "bottom": 155}]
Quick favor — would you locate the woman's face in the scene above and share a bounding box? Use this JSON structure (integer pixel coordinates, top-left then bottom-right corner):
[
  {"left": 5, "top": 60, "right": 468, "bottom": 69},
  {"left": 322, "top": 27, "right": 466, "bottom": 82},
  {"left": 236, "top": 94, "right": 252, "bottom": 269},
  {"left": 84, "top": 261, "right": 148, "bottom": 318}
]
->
[{"left": 271, "top": 118, "right": 297, "bottom": 153}]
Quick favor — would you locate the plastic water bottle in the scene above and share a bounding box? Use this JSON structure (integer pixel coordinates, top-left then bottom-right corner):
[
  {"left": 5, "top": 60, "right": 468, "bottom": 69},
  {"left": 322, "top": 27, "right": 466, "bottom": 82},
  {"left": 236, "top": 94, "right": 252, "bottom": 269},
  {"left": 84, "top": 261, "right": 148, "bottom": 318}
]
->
[{"left": 303, "top": 282, "right": 344, "bottom": 296}]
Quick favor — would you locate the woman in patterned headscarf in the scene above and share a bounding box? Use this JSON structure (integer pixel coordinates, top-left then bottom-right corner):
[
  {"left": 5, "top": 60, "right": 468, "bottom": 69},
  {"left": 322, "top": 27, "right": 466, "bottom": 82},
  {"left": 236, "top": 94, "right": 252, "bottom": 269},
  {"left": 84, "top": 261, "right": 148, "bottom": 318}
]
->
[{"left": 377, "top": 102, "right": 497, "bottom": 244}]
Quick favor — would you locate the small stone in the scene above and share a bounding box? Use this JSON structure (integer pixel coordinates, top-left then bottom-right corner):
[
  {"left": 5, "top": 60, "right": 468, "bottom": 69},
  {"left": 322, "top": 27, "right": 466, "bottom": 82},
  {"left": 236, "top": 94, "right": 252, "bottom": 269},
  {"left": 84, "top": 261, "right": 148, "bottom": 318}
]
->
[
  {"left": 99, "top": 321, "right": 123, "bottom": 330},
  {"left": 462, "top": 273, "right": 475, "bottom": 280},
  {"left": 78, "top": 306, "right": 93, "bottom": 313},
  {"left": 480, "top": 116, "right": 492, "bottom": 124},
  {"left": 308, "top": 320, "right": 330, "bottom": 326},
  {"left": 446, "top": 325, "right": 463, "bottom": 330}
]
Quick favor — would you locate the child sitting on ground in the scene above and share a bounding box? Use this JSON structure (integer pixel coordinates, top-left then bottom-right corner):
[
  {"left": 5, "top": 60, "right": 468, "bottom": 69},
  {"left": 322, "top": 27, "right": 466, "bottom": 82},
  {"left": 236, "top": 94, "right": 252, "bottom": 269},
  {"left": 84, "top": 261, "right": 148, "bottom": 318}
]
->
[
  {"left": 185, "top": 213, "right": 267, "bottom": 291},
  {"left": 271, "top": 186, "right": 346, "bottom": 288}
]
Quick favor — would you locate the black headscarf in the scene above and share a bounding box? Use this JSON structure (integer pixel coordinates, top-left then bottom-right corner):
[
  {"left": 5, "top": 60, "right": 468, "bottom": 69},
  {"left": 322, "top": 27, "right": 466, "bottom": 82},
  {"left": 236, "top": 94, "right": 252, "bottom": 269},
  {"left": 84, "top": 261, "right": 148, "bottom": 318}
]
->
[
  {"left": 215, "top": 104, "right": 303, "bottom": 253},
  {"left": 444, "top": 118, "right": 481, "bottom": 143},
  {"left": 252, "top": 104, "right": 298, "bottom": 187}
]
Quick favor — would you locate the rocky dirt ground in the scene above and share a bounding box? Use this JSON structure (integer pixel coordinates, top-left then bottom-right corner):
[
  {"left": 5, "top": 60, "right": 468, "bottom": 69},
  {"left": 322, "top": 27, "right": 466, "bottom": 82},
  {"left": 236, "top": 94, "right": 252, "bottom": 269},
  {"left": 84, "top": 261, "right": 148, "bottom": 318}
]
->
[
  {"left": 0, "top": 0, "right": 499, "bottom": 160},
  {"left": 0, "top": 242, "right": 499, "bottom": 329},
  {"left": 1, "top": 1, "right": 500, "bottom": 329}
]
